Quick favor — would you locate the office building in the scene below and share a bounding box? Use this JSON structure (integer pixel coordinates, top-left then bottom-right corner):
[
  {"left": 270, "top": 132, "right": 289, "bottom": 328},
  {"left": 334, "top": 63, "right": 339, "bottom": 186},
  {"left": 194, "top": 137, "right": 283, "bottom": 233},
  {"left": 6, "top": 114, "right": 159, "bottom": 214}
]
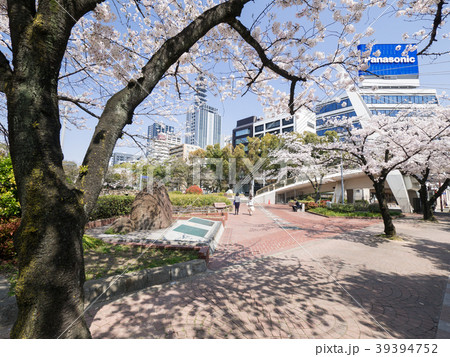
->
[
  {"left": 316, "top": 43, "right": 438, "bottom": 136},
  {"left": 169, "top": 143, "right": 202, "bottom": 162},
  {"left": 185, "top": 78, "right": 222, "bottom": 149},
  {"left": 232, "top": 116, "right": 256, "bottom": 150},
  {"left": 148, "top": 123, "right": 175, "bottom": 139},
  {"left": 232, "top": 109, "right": 316, "bottom": 149},
  {"left": 147, "top": 133, "right": 182, "bottom": 162},
  {"left": 110, "top": 152, "right": 136, "bottom": 166}
]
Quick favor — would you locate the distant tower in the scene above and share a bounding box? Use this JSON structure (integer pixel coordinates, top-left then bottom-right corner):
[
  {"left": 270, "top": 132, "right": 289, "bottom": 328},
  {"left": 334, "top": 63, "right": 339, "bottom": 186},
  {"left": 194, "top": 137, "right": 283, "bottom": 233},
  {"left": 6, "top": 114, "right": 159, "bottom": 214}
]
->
[
  {"left": 195, "top": 76, "right": 207, "bottom": 106},
  {"left": 185, "top": 76, "right": 222, "bottom": 149}
]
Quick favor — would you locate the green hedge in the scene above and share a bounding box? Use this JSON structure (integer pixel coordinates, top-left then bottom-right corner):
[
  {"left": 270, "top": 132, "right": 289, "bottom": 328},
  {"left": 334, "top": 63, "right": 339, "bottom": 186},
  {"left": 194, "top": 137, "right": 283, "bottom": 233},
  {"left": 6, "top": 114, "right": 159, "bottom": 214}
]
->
[
  {"left": 169, "top": 193, "right": 231, "bottom": 207},
  {"left": 89, "top": 195, "right": 135, "bottom": 221},
  {"left": 89, "top": 193, "right": 232, "bottom": 221}
]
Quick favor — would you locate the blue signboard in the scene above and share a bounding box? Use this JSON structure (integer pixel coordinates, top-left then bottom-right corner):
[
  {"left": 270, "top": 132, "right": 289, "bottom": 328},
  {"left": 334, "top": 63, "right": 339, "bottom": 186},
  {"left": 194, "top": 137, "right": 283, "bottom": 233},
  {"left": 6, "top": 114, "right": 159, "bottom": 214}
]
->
[{"left": 358, "top": 44, "right": 419, "bottom": 77}]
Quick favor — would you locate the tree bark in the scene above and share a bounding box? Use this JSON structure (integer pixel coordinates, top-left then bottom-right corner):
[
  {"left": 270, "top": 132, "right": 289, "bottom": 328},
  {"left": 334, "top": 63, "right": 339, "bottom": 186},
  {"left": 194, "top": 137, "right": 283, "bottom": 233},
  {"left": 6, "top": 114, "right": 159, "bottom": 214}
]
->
[
  {"left": 420, "top": 177, "right": 449, "bottom": 221},
  {"left": 4, "top": 0, "right": 104, "bottom": 339},
  {"left": 7, "top": 56, "right": 91, "bottom": 340},
  {"left": 373, "top": 180, "right": 396, "bottom": 237}
]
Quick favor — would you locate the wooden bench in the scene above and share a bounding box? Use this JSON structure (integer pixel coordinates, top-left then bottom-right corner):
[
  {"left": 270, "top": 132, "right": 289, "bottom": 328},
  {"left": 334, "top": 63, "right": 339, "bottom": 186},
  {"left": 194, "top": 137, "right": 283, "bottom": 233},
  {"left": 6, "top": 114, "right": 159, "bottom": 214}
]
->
[{"left": 214, "top": 202, "right": 228, "bottom": 215}]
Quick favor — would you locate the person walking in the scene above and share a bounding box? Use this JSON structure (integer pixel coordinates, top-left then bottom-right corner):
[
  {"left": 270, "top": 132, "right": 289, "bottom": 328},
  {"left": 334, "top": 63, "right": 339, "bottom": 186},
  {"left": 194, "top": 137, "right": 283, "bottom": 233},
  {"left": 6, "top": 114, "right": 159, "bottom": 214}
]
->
[
  {"left": 233, "top": 192, "right": 241, "bottom": 215},
  {"left": 247, "top": 195, "right": 255, "bottom": 216}
]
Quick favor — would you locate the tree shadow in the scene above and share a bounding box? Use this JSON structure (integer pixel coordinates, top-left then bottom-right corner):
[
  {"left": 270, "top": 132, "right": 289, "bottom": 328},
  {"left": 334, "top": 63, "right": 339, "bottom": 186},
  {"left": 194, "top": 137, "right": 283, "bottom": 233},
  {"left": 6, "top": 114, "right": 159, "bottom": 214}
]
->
[{"left": 85, "top": 254, "right": 446, "bottom": 339}]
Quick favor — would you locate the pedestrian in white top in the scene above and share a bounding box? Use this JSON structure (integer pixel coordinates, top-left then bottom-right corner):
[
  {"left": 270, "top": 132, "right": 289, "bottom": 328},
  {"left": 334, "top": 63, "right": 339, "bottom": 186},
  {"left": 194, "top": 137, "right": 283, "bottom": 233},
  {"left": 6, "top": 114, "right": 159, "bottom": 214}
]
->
[{"left": 247, "top": 195, "right": 255, "bottom": 216}]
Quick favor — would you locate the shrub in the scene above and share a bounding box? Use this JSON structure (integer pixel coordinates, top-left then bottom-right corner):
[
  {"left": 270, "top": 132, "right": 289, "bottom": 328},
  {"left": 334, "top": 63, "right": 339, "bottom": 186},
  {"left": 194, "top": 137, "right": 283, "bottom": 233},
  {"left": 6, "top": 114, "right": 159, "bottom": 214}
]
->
[
  {"left": 353, "top": 201, "right": 369, "bottom": 212},
  {"left": 301, "top": 201, "right": 318, "bottom": 210},
  {"left": 185, "top": 185, "right": 203, "bottom": 195},
  {"left": 368, "top": 203, "right": 381, "bottom": 213},
  {"left": 0, "top": 218, "right": 20, "bottom": 262},
  {"left": 169, "top": 193, "right": 231, "bottom": 207},
  {"left": 0, "top": 156, "right": 20, "bottom": 219},
  {"left": 89, "top": 195, "right": 135, "bottom": 220},
  {"left": 330, "top": 203, "right": 356, "bottom": 213}
]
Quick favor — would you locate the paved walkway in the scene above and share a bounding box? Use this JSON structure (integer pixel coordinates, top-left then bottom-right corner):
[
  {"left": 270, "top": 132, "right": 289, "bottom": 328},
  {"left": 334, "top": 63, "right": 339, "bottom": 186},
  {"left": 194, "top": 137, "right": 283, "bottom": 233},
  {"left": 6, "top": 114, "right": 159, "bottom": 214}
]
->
[{"left": 86, "top": 205, "right": 450, "bottom": 339}]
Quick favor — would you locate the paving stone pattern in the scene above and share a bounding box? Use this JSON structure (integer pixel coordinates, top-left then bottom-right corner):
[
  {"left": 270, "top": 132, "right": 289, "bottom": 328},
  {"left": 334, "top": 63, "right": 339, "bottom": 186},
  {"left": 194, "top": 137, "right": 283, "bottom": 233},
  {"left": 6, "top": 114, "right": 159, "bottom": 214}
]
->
[{"left": 87, "top": 205, "right": 450, "bottom": 339}]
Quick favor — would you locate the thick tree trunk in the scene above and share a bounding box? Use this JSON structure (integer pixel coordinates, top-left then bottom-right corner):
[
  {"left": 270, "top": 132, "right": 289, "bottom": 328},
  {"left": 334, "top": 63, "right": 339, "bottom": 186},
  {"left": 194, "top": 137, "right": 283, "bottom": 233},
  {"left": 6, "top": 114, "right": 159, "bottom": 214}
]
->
[
  {"left": 7, "top": 68, "right": 90, "bottom": 339},
  {"left": 373, "top": 180, "right": 396, "bottom": 237}
]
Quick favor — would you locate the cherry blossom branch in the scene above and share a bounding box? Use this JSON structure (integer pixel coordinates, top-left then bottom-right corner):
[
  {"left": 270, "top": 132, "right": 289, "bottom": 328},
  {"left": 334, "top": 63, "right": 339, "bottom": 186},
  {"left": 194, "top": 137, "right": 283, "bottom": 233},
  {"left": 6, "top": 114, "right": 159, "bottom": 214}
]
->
[
  {"left": 58, "top": 95, "right": 100, "bottom": 119},
  {"left": 417, "top": 0, "right": 447, "bottom": 55},
  {"left": 78, "top": 0, "right": 252, "bottom": 214},
  {"left": 227, "top": 18, "right": 307, "bottom": 84},
  {"left": 227, "top": 17, "right": 307, "bottom": 114}
]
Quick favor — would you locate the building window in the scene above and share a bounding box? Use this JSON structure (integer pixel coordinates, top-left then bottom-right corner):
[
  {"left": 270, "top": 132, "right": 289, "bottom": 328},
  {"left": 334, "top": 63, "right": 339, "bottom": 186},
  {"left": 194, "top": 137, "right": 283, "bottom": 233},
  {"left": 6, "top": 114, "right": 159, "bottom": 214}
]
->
[
  {"left": 255, "top": 133, "right": 264, "bottom": 138},
  {"left": 235, "top": 128, "right": 250, "bottom": 137},
  {"left": 265, "top": 120, "right": 280, "bottom": 130},
  {"left": 268, "top": 129, "right": 280, "bottom": 135},
  {"left": 255, "top": 124, "right": 264, "bottom": 132},
  {"left": 316, "top": 98, "right": 352, "bottom": 114},
  {"left": 307, "top": 121, "right": 315, "bottom": 128},
  {"left": 235, "top": 137, "right": 248, "bottom": 145},
  {"left": 282, "top": 126, "right": 294, "bottom": 133},
  {"left": 282, "top": 117, "right": 294, "bottom": 126},
  {"left": 362, "top": 94, "right": 438, "bottom": 105}
]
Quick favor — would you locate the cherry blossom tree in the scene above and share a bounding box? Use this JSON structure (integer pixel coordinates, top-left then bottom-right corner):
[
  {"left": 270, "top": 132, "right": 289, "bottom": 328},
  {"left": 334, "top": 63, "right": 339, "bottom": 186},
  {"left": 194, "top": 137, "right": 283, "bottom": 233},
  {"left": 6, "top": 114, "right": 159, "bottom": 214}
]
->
[
  {"left": 321, "top": 106, "right": 449, "bottom": 236},
  {"left": 271, "top": 131, "right": 339, "bottom": 202},
  {"left": 322, "top": 115, "right": 418, "bottom": 236},
  {"left": 399, "top": 106, "right": 450, "bottom": 221},
  {"left": 0, "top": 0, "right": 385, "bottom": 339}
]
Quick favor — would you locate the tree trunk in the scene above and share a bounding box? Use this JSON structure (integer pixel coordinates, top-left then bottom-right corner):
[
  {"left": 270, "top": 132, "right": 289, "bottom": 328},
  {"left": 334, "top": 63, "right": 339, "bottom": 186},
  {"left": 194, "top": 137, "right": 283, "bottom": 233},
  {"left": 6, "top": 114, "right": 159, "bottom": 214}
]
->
[
  {"left": 7, "top": 69, "right": 90, "bottom": 339},
  {"left": 418, "top": 181, "right": 435, "bottom": 221},
  {"left": 373, "top": 180, "right": 396, "bottom": 237}
]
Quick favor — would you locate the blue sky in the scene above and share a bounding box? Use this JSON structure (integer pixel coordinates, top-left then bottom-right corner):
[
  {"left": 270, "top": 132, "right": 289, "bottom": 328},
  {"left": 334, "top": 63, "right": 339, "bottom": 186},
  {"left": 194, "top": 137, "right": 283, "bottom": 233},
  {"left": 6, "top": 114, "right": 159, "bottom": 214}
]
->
[{"left": 59, "top": 2, "right": 450, "bottom": 164}]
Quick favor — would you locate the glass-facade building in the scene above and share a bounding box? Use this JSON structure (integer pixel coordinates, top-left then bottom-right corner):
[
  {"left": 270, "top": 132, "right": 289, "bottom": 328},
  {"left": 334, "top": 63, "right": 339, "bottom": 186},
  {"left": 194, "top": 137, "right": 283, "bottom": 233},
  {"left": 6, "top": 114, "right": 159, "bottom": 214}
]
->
[
  {"left": 185, "top": 104, "right": 222, "bottom": 149},
  {"left": 148, "top": 123, "right": 175, "bottom": 139},
  {"left": 316, "top": 44, "right": 438, "bottom": 136},
  {"left": 232, "top": 109, "right": 316, "bottom": 150}
]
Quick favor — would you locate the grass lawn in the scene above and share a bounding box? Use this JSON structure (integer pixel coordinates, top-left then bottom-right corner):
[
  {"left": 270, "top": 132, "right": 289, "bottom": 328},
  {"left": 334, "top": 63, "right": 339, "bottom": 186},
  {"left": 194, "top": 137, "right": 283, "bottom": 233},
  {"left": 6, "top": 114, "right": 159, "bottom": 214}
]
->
[
  {"left": 309, "top": 207, "right": 403, "bottom": 218},
  {"left": 82, "top": 235, "right": 199, "bottom": 280},
  {"left": 1, "top": 235, "right": 199, "bottom": 296}
]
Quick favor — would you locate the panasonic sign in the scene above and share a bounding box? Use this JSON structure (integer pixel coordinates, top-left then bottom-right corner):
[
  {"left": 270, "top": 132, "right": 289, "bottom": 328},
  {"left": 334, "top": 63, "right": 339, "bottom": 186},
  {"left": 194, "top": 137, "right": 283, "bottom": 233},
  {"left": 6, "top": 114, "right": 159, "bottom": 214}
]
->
[{"left": 358, "top": 44, "right": 419, "bottom": 77}]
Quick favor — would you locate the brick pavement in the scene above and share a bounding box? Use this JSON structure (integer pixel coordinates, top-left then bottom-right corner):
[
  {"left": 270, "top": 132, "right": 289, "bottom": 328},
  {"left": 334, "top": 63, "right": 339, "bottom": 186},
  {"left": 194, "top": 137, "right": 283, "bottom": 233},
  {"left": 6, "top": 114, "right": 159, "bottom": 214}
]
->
[
  {"left": 208, "top": 204, "right": 379, "bottom": 270},
  {"left": 87, "top": 205, "right": 450, "bottom": 339}
]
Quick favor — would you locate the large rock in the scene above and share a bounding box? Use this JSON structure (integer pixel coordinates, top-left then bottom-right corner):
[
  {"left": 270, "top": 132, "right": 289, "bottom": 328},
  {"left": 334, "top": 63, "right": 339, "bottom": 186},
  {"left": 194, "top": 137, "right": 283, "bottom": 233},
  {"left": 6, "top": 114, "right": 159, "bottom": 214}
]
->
[
  {"left": 110, "top": 217, "right": 134, "bottom": 234},
  {"left": 111, "top": 184, "right": 173, "bottom": 233}
]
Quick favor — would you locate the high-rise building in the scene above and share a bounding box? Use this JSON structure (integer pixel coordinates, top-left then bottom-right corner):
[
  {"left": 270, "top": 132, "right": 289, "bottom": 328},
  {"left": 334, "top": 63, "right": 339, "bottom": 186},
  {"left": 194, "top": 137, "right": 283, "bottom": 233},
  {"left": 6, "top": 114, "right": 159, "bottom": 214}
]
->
[
  {"left": 316, "top": 44, "right": 438, "bottom": 136},
  {"left": 185, "top": 77, "right": 222, "bottom": 149},
  {"left": 148, "top": 123, "right": 175, "bottom": 139}
]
